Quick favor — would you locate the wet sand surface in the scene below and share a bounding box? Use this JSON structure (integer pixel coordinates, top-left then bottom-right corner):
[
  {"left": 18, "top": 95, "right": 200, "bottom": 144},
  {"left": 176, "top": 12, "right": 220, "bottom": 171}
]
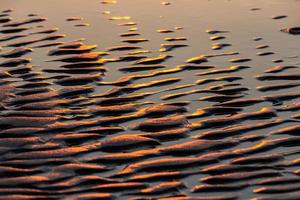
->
[{"left": 0, "top": 0, "right": 299, "bottom": 199}]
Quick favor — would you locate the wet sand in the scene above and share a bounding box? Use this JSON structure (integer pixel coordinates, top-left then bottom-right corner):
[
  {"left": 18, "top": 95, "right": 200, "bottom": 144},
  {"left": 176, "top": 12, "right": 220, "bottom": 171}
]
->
[{"left": 0, "top": 0, "right": 300, "bottom": 199}]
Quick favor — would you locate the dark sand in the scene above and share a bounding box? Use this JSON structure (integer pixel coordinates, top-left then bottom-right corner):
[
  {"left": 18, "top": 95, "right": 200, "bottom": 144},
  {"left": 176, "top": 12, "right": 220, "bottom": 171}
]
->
[{"left": 0, "top": 0, "right": 299, "bottom": 199}]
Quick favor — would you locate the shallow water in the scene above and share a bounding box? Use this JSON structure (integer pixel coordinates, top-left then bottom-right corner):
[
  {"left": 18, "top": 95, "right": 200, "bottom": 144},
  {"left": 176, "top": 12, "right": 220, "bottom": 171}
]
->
[{"left": 0, "top": 0, "right": 300, "bottom": 199}]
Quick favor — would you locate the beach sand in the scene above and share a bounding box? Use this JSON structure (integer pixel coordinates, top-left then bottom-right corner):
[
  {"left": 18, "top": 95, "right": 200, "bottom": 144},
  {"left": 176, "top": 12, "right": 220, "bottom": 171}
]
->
[{"left": 0, "top": 0, "right": 299, "bottom": 199}]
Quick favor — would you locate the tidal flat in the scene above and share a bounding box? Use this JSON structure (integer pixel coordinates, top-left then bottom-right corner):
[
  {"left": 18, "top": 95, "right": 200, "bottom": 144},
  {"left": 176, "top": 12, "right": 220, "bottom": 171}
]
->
[{"left": 0, "top": 0, "right": 299, "bottom": 199}]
